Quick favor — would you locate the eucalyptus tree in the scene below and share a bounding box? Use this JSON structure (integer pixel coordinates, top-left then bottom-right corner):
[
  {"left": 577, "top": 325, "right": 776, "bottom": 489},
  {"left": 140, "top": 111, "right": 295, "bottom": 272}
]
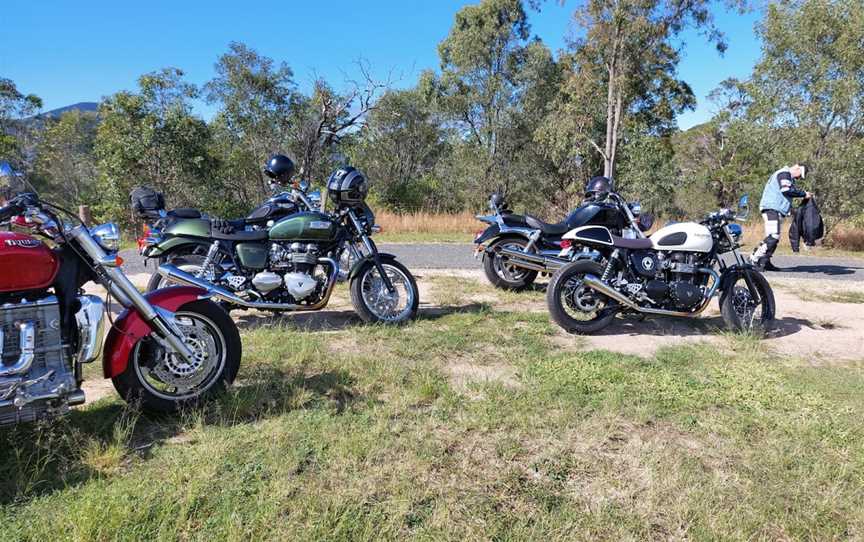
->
[{"left": 95, "top": 68, "right": 213, "bottom": 223}]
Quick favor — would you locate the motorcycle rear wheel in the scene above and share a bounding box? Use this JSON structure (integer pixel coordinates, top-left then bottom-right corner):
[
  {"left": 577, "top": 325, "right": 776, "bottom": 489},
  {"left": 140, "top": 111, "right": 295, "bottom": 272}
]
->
[
  {"left": 483, "top": 238, "right": 538, "bottom": 291},
  {"left": 547, "top": 261, "right": 618, "bottom": 334}
]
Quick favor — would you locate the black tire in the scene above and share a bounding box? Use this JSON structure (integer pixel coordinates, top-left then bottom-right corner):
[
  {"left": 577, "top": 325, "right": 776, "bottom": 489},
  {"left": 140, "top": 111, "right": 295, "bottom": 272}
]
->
[
  {"left": 719, "top": 269, "right": 776, "bottom": 333},
  {"left": 482, "top": 237, "right": 538, "bottom": 291},
  {"left": 546, "top": 261, "right": 618, "bottom": 334},
  {"left": 350, "top": 259, "right": 419, "bottom": 324},
  {"left": 112, "top": 299, "right": 242, "bottom": 413}
]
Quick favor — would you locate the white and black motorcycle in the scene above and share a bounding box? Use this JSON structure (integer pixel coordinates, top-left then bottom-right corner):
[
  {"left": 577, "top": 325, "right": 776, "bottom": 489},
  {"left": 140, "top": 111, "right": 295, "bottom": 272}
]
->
[{"left": 546, "top": 195, "right": 776, "bottom": 334}]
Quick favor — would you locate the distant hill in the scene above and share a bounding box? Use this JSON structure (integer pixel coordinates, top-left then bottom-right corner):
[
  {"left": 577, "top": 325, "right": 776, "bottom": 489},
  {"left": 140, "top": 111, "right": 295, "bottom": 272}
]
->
[{"left": 38, "top": 102, "right": 99, "bottom": 119}]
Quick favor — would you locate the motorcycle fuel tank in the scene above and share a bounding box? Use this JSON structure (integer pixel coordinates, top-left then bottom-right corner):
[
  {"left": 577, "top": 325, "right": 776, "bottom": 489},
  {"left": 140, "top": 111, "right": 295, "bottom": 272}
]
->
[
  {"left": 564, "top": 202, "right": 626, "bottom": 230},
  {"left": 269, "top": 212, "right": 337, "bottom": 242},
  {"left": 0, "top": 232, "right": 59, "bottom": 292},
  {"left": 651, "top": 223, "right": 713, "bottom": 253}
]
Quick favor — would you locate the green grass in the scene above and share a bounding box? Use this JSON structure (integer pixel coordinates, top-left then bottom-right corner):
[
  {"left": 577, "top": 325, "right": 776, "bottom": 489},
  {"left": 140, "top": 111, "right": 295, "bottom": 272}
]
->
[{"left": 2, "top": 303, "right": 864, "bottom": 540}]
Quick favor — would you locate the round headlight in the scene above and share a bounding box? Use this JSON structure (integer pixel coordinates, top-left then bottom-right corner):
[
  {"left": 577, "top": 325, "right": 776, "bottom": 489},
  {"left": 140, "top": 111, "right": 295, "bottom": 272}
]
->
[{"left": 91, "top": 223, "right": 121, "bottom": 252}]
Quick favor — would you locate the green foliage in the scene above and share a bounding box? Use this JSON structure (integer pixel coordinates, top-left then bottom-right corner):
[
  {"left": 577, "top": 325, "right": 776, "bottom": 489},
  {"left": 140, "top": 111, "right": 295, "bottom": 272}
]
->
[
  {"left": 0, "top": 77, "right": 42, "bottom": 190},
  {"left": 31, "top": 110, "right": 99, "bottom": 205},
  {"left": 94, "top": 68, "right": 214, "bottom": 225}
]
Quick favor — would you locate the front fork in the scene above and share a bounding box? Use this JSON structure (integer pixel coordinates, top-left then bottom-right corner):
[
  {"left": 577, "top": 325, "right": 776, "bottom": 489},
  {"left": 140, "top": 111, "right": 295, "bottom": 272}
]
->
[
  {"left": 70, "top": 227, "right": 197, "bottom": 364},
  {"left": 347, "top": 210, "right": 395, "bottom": 293}
]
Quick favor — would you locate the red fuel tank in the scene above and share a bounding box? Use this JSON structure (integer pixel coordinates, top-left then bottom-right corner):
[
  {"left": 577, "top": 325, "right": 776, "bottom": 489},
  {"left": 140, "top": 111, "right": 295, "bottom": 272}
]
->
[{"left": 0, "top": 231, "right": 59, "bottom": 293}]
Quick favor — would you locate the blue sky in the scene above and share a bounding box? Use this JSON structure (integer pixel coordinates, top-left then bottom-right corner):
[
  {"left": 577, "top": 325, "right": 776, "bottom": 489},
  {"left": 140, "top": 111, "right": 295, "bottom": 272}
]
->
[{"left": 1, "top": 0, "right": 763, "bottom": 129}]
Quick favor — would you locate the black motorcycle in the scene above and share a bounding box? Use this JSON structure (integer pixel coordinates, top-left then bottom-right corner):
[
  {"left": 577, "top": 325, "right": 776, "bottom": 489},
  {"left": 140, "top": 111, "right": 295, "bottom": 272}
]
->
[{"left": 474, "top": 192, "right": 651, "bottom": 290}]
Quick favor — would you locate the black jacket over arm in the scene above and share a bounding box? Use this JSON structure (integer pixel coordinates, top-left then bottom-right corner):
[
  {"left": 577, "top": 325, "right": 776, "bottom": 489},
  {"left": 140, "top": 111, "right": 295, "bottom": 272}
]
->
[{"left": 789, "top": 198, "right": 824, "bottom": 252}]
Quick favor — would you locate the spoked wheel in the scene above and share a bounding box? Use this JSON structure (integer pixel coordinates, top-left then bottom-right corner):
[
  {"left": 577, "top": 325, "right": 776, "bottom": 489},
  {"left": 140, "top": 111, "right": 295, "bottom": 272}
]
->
[
  {"left": 112, "top": 300, "right": 241, "bottom": 413},
  {"left": 350, "top": 259, "right": 419, "bottom": 324},
  {"left": 547, "top": 261, "right": 618, "bottom": 334},
  {"left": 483, "top": 238, "right": 538, "bottom": 290},
  {"left": 720, "top": 270, "right": 775, "bottom": 333}
]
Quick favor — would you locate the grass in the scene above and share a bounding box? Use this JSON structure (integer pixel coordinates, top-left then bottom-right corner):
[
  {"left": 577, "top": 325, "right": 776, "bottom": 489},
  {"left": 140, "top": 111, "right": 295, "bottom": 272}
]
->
[{"left": 2, "top": 284, "right": 864, "bottom": 539}]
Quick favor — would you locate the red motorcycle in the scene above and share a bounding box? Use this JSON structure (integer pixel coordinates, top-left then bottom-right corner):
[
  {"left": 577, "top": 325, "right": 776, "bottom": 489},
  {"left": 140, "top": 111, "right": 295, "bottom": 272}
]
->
[{"left": 0, "top": 193, "right": 241, "bottom": 426}]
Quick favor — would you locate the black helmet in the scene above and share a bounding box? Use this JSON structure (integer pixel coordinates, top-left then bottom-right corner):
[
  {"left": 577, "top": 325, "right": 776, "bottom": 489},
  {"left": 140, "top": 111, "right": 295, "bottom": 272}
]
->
[
  {"left": 264, "top": 154, "right": 296, "bottom": 185},
  {"left": 585, "top": 176, "right": 612, "bottom": 199},
  {"left": 327, "top": 166, "right": 368, "bottom": 206}
]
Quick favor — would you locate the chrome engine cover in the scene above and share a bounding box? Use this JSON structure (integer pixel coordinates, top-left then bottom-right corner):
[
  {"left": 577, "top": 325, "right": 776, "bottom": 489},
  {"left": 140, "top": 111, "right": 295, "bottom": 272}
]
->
[
  {"left": 0, "top": 296, "right": 80, "bottom": 426},
  {"left": 283, "top": 272, "right": 318, "bottom": 300},
  {"left": 251, "top": 271, "right": 283, "bottom": 293}
]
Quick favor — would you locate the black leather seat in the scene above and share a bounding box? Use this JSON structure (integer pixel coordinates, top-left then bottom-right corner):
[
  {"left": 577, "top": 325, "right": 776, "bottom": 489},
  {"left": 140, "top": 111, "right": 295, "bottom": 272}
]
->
[
  {"left": 501, "top": 213, "right": 528, "bottom": 227},
  {"left": 524, "top": 214, "right": 571, "bottom": 236},
  {"left": 209, "top": 226, "right": 269, "bottom": 241},
  {"left": 168, "top": 208, "right": 202, "bottom": 219},
  {"left": 610, "top": 235, "right": 653, "bottom": 250}
]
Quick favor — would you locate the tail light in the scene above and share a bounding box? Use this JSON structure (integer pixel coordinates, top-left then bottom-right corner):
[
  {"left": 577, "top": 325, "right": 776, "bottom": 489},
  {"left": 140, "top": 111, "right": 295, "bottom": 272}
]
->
[{"left": 560, "top": 239, "right": 572, "bottom": 249}]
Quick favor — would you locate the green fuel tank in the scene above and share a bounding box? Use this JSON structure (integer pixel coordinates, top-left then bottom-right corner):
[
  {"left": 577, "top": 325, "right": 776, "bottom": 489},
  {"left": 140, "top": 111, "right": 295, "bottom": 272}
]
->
[{"left": 269, "top": 212, "right": 337, "bottom": 242}]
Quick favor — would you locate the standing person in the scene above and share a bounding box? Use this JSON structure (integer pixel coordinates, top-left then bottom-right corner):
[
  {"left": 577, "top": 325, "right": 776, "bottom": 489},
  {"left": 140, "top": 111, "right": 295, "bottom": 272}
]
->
[{"left": 751, "top": 164, "right": 812, "bottom": 271}]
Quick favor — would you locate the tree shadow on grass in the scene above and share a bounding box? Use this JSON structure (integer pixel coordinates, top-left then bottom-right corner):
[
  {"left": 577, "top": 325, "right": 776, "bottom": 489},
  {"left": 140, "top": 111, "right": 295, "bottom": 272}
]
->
[{"left": 0, "top": 366, "right": 358, "bottom": 506}]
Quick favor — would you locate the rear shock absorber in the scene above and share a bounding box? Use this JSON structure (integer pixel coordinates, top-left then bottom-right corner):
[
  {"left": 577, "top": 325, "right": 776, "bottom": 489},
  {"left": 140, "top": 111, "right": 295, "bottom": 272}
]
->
[
  {"left": 600, "top": 249, "right": 620, "bottom": 282},
  {"left": 196, "top": 241, "right": 221, "bottom": 279}
]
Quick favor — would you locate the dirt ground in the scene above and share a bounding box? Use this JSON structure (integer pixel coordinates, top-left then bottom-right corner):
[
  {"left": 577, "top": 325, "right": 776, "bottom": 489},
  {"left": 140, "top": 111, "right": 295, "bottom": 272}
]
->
[{"left": 418, "top": 269, "right": 864, "bottom": 364}]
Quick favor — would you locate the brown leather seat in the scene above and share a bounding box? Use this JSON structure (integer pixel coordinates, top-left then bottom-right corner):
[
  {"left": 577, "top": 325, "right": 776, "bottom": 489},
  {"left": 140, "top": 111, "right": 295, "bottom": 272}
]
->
[{"left": 610, "top": 235, "right": 653, "bottom": 250}]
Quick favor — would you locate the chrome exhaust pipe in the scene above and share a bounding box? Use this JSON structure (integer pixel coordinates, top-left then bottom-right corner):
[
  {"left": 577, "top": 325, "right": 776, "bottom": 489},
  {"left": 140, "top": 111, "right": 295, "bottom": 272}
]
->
[
  {"left": 158, "top": 258, "right": 339, "bottom": 311},
  {"left": 496, "top": 247, "right": 565, "bottom": 272},
  {"left": 582, "top": 269, "right": 720, "bottom": 318}
]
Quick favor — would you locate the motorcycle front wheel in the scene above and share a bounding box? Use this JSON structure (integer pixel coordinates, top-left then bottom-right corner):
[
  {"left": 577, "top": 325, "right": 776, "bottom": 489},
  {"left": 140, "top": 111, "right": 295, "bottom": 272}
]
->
[
  {"left": 547, "top": 261, "right": 618, "bottom": 334},
  {"left": 112, "top": 300, "right": 242, "bottom": 413},
  {"left": 350, "top": 259, "right": 419, "bottom": 324},
  {"left": 719, "top": 270, "right": 775, "bottom": 333}
]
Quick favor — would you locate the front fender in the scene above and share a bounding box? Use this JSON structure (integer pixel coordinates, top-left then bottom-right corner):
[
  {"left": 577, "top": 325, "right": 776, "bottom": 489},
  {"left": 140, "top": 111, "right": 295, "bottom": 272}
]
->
[
  {"left": 718, "top": 264, "right": 762, "bottom": 299},
  {"left": 102, "top": 286, "right": 207, "bottom": 378},
  {"left": 347, "top": 253, "right": 399, "bottom": 282}
]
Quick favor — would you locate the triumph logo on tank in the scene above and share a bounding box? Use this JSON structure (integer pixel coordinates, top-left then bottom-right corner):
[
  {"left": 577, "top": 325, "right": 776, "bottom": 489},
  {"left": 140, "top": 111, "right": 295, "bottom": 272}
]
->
[
  {"left": 309, "top": 221, "right": 331, "bottom": 230},
  {"left": 5, "top": 239, "right": 42, "bottom": 248}
]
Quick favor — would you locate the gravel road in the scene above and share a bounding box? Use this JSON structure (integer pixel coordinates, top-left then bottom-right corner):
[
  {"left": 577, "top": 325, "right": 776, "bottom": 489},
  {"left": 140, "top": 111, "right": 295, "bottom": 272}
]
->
[{"left": 120, "top": 244, "right": 864, "bottom": 281}]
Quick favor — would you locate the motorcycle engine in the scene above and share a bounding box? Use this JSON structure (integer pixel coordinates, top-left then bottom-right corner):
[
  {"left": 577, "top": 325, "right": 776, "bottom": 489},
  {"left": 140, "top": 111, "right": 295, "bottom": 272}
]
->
[
  {"left": 0, "top": 296, "right": 80, "bottom": 426},
  {"left": 250, "top": 242, "right": 323, "bottom": 301},
  {"left": 640, "top": 251, "right": 707, "bottom": 310}
]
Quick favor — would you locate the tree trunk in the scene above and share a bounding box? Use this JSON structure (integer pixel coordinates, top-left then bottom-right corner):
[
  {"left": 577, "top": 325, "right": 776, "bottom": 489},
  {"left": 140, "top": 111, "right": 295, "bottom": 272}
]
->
[{"left": 603, "top": 63, "right": 617, "bottom": 178}]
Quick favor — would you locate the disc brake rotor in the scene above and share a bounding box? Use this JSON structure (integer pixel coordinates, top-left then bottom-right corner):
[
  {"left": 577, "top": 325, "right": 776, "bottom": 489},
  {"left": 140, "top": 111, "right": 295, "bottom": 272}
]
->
[
  {"left": 151, "top": 317, "right": 218, "bottom": 390},
  {"left": 564, "top": 278, "right": 600, "bottom": 312}
]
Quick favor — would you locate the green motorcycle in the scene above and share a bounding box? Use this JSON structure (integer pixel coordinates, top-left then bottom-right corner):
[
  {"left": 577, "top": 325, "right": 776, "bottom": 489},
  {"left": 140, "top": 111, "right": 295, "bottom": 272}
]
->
[{"left": 149, "top": 166, "right": 419, "bottom": 324}]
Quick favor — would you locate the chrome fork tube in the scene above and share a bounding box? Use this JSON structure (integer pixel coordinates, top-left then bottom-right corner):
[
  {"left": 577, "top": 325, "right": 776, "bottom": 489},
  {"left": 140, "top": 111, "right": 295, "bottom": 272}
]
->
[{"left": 69, "top": 227, "right": 195, "bottom": 362}]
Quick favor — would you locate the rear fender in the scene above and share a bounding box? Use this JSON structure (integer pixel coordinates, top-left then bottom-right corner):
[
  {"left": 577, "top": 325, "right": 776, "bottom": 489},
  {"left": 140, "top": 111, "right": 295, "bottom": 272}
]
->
[
  {"left": 474, "top": 224, "right": 502, "bottom": 245},
  {"left": 142, "top": 237, "right": 210, "bottom": 259},
  {"left": 102, "top": 286, "right": 207, "bottom": 378}
]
